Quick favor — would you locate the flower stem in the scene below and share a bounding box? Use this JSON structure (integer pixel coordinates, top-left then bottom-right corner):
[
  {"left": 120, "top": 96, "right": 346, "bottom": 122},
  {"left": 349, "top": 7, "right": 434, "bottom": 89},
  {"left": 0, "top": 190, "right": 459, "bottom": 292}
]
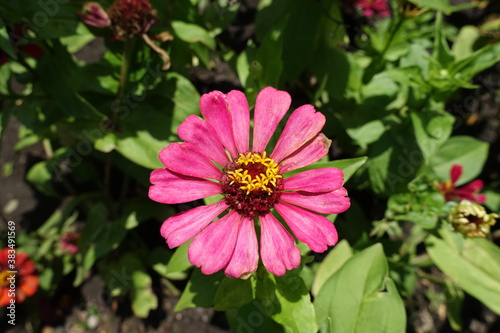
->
[{"left": 104, "top": 38, "right": 136, "bottom": 219}]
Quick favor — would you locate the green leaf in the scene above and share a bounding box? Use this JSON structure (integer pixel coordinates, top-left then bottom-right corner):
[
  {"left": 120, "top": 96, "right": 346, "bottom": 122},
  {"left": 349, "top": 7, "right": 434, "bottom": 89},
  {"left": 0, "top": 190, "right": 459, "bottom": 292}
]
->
[
  {"left": 225, "top": 300, "right": 285, "bottom": 333},
  {"left": 59, "top": 23, "right": 95, "bottom": 54},
  {"left": 0, "top": 17, "right": 16, "bottom": 59},
  {"left": 284, "top": 157, "right": 367, "bottom": 184},
  {"left": 150, "top": 243, "right": 192, "bottom": 280},
  {"left": 171, "top": 21, "right": 216, "bottom": 50},
  {"left": 426, "top": 235, "right": 500, "bottom": 314},
  {"left": 484, "top": 189, "right": 500, "bottom": 212},
  {"left": 272, "top": 273, "right": 318, "bottom": 333},
  {"left": 409, "top": 0, "right": 480, "bottom": 14},
  {"left": 26, "top": 160, "right": 58, "bottom": 196},
  {"left": 131, "top": 268, "right": 158, "bottom": 318},
  {"left": 214, "top": 277, "right": 255, "bottom": 311},
  {"left": 430, "top": 136, "right": 489, "bottom": 185},
  {"left": 280, "top": 0, "right": 322, "bottom": 83},
  {"left": 314, "top": 244, "right": 406, "bottom": 333},
  {"left": 410, "top": 110, "right": 454, "bottom": 163},
  {"left": 311, "top": 240, "right": 353, "bottom": 297},
  {"left": 451, "top": 26, "right": 480, "bottom": 61},
  {"left": 449, "top": 41, "right": 500, "bottom": 82},
  {"left": 255, "top": 26, "right": 284, "bottom": 88},
  {"left": 175, "top": 269, "right": 224, "bottom": 311}
]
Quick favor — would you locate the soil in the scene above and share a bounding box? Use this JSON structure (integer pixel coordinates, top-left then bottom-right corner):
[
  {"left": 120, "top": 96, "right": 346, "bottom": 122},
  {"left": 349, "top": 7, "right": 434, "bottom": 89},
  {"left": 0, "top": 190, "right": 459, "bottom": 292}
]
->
[{"left": 1, "top": 0, "right": 499, "bottom": 332}]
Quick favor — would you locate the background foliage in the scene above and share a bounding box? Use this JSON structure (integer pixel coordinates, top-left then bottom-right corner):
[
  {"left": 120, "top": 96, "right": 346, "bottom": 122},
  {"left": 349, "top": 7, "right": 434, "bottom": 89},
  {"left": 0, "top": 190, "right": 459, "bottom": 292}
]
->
[{"left": 1, "top": 0, "right": 499, "bottom": 332}]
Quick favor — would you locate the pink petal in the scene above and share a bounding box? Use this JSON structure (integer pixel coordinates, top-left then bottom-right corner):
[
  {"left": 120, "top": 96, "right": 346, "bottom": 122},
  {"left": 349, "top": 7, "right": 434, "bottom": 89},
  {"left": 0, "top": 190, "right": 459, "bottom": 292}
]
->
[
  {"left": 271, "top": 104, "right": 325, "bottom": 162},
  {"left": 279, "top": 134, "right": 331, "bottom": 173},
  {"left": 275, "top": 202, "right": 338, "bottom": 253},
  {"left": 252, "top": 87, "right": 291, "bottom": 153},
  {"left": 227, "top": 90, "right": 250, "bottom": 154},
  {"left": 200, "top": 91, "right": 238, "bottom": 158},
  {"left": 160, "top": 201, "right": 229, "bottom": 248},
  {"left": 159, "top": 142, "right": 222, "bottom": 180},
  {"left": 188, "top": 210, "right": 241, "bottom": 275},
  {"left": 259, "top": 213, "right": 301, "bottom": 276},
  {"left": 450, "top": 164, "right": 463, "bottom": 184},
  {"left": 149, "top": 168, "right": 222, "bottom": 204},
  {"left": 475, "top": 194, "right": 486, "bottom": 204},
  {"left": 283, "top": 168, "right": 345, "bottom": 193},
  {"left": 178, "top": 115, "right": 229, "bottom": 166},
  {"left": 457, "top": 179, "right": 484, "bottom": 193},
  {"left": 224, "top": 217, "right": 258, "bottom": 278},
  {"left": 280, "top": 188, "right": 350, "bottom": 214}
]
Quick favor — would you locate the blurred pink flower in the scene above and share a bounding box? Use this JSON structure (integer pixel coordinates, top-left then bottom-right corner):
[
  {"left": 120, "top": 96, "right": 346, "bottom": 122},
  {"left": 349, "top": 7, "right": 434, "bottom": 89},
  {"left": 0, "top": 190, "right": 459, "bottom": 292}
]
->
[
  {"left": 60, "top": 232, "right": 79, "bottom": 255},
  {"left": 149, "top": 87, "right": 350, "bottom": 278},
  {"left": 353, "top": 0, "right": 391, "bottom": 18},
  {"left": 437, "top": 164, "right": 486, "bottom": 204}
]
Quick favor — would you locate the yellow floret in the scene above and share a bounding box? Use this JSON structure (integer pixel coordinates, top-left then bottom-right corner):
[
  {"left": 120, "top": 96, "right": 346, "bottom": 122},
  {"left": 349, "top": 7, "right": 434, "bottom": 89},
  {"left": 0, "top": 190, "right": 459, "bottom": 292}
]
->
[{"left": 227, "top": 152, "right": 282, "bottom": 195}]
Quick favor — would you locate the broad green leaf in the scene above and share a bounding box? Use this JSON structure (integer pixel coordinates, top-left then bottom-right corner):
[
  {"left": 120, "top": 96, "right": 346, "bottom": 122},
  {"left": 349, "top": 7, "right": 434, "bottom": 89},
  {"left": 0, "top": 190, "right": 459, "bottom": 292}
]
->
[
  {"left": 272, "top": 273, "right": 318, "bottom": 333},
  {"left": 225, "top": 300, "right": 285, "bottom": 333},
  {"left": 311, "top": 240, "right": 353, "bottom": 297},
  {"left": 314, "top": 244, "right": 406, "bottom": 333},
  {"left": 484, "top": 189, "right": 500, "bottom": 212},
  {"left": 281, "top": 0, "right": 322, "bottom": 82},
  {"left": 255, "top": 26, "right": 284, "bottom": 88},
  {"left": 37, "top": 42, "right": 105, "bottom": 120},
  {"left": 171, "top": 21, "right": 216, "bottom": 50},
  {"left": 426, "top": 235, "right": 500, "bottom": 314},
  {"left": 214, "top": 277, "right": 255, "bottom": 311},
  {"left": 430, "top": 136, "right": 488, "bottom": 185},
  {"left": 284, "top": 157, "right": 367, "bottom": 184},
  {"left": 21, "top": 2, "right": 81, "bottom": 39},
  {"left": 410, "top": 110, "right": 454, "bottom": 163},
  {"left": 175, "top": 269, "right": 224, "bottom": 311}
]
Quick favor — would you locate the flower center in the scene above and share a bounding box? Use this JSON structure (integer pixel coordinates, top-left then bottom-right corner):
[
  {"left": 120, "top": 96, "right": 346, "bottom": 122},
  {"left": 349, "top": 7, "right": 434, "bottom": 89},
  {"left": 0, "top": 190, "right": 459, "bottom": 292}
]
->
[
  {"left": 0, "top": 270, "right": 13, "bottom": 287},
  {"left": 221, "top": 152, "right": 283, "bottom": 217}
]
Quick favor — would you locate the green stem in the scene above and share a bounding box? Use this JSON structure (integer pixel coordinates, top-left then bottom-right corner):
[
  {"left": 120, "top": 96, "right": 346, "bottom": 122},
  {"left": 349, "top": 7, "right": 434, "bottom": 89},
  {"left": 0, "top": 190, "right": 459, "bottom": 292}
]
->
[{"left": 104, "top": 39, "right": 135, "bottom": 220}]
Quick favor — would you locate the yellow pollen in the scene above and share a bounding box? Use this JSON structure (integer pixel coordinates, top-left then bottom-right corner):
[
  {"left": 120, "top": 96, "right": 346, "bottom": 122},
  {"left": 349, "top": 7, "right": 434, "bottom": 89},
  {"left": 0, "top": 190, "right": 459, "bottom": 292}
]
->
[
  {"left": 0, "top": 270, "right": 13, "bottom": 287},
  {"left": 227, "top": 152, "right": 282, "bottom": 195}
]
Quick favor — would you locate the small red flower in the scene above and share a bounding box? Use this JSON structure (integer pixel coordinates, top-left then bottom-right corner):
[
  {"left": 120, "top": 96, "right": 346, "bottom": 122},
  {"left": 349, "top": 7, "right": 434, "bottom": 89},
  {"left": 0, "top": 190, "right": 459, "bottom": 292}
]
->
[
  {"left": 0, "top": 248, "right": 39, "bottom": 307},
  {"left": 437, "top": 164, "right": 486, "bottom": 204}
]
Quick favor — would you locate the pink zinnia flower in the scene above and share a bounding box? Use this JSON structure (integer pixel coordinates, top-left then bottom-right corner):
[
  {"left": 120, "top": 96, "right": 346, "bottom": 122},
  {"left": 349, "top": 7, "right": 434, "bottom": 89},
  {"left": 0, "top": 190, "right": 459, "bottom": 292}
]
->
[
  {"left": 353, "top": 0, "right": 391, "bottom": 18},
  {"left": 437, "top": 164, "right": 486, "bottom": 204},
  {"left": 149, "top": 87, "right": 350, "bottom": 278}
]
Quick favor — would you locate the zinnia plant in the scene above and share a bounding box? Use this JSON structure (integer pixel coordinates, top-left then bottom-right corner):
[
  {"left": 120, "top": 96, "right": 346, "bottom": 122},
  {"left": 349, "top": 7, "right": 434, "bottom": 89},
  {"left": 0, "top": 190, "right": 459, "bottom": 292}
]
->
[
  {"left": 437, "top": 164, "right": 486, "bottom": 204},
  {"left": 149, "top": 87, "right": 350, "bottom": 278},
  {"left": 0, "top": 248, "right": 39, "bottom": 307}
]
